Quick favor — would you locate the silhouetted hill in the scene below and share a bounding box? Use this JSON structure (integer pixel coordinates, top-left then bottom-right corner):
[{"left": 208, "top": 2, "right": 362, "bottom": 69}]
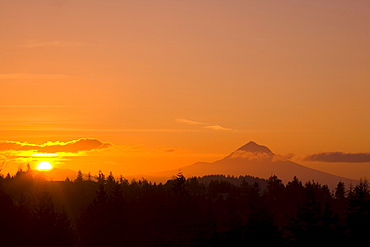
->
[{"left": 150, "top": 141, "right": 358, "bottom": 188}]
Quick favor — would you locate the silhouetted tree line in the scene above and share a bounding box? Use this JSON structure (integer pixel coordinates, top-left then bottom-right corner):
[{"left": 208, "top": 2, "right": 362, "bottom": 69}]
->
[{"left": 1, "top": 168, "right": 370, "bottom": 246}]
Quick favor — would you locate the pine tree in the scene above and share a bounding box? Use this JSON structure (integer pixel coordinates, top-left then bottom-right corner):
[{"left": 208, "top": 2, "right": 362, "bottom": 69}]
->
[
  {"left": 79, "top": 183, "right": 110, "bottom": 246},
  {"left": 97, "top": 170, "right": 105, "bottom": 184},
  {"left": 31, "top": 187, "right": 75, "bottom": 246},
  {"left": 334, "top": 181, "right": 346, "bottom": 200},
  {"left": 346, "top": 179, "right": 370, "bottom": 244},
  {"left": 0, "top": 184, "right": 25, "bottom": 245},
  {"left": 87, "top": 171, "right": 92, "bottom": 181},
  {"left": 106, "top": 171, "right": 116, "bottom": 194},
  {"left": 172, "top": 171, "right": 188, "bottom": 203},
  {"left": 287, "top": 182, "right": 339, "bottom": 246},
  {"left": 74, "top": 170, "right": 83, "bottom": 183}
]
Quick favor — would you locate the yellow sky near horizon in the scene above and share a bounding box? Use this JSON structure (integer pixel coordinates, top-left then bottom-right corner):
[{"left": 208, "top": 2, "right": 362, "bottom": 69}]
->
[
  {"left": 1, "top": 0, "right": 369, "bottom": 179},
  {"left": 1, "top": 138, "right": 370, "bottom": 181}
]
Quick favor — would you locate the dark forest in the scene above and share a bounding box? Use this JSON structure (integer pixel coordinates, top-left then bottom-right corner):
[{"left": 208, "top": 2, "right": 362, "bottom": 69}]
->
[{"left": 1, "top": 169, "right": 369, "bottom": 247}]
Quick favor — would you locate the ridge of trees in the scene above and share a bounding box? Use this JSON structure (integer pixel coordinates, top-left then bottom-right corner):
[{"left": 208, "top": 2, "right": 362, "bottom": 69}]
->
[{"left": 0, "top": 169, "right": 369, "bottom": 246}]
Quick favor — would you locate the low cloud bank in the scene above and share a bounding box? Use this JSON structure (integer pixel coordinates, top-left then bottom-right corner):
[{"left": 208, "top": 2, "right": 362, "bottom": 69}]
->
[
  {"left": 304, "top": 152, "right": 370, "bottom": 163},
  {"left": 0, "top": 138, "right": 111, "bottom": 153}
]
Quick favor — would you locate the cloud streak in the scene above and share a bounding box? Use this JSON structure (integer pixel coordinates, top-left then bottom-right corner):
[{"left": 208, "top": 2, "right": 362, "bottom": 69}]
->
[
  {"left": 204, "top": 125, "right": 234, "bottom": 131},
  {"left": 304, "top": 152, "right": 370, "bottom": 163},
  {"left": 176, "top": 118, "right": 206, "bottom": 125},
  {"left": 230, "top": 150, "right": 272, "bottom": 160},
  {"left": 0, "top": 138, "right": 111, "bottom": 153},
  {"left": 176, "top": 118, "right": 235, "bottom": 131}
]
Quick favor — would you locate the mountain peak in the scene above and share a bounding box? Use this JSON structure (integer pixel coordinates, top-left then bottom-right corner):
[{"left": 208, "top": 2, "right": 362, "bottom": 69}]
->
[{"left": 236, "top": 141, "right": 273, "bottom": 154}]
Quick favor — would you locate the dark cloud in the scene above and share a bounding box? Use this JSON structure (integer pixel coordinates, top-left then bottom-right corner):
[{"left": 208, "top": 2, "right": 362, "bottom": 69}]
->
[
  {"left": 304, "top": 152, "right": 370, "bottom": 163},
  {"left": 0, "top": 138, "right": 111, "bottom": 153}
]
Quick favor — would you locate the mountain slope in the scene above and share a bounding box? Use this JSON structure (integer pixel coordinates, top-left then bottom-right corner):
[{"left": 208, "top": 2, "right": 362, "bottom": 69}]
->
[{"left": 150, "top": 141, "right": 357, "bottom": 188}]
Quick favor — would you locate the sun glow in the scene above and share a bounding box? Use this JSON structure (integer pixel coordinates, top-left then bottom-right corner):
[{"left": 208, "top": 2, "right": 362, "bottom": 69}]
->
[{"left": 36, "top": 161, "right": 53, "bottom": 171}]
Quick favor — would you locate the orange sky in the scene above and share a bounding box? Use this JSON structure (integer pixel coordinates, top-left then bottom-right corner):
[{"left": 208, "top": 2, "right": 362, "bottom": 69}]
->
[{"left": 1, "top": 0, "right": 369, "bottom": 179}]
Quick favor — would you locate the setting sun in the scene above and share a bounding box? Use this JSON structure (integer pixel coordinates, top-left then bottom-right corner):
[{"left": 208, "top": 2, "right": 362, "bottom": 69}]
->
[{"left": 36, "top": 161, "right": 53, "bottom": 171}]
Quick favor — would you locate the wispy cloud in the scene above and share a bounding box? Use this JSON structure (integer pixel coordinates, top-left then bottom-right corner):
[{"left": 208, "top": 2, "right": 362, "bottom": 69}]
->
[
  {"left": 176, "top": 118, "right": 206, "bottom": 125},
  {"left": 204, "top": 125, "right": 234, "bottom": 131},
  {"left": 304, "top": 152, "right": 370, "bottom": 163},
  {"left": 176, "top": 118, "right": 235, "bottom": 131},
  {"left": 0, "top": 138, "right": 111, "bottom": 153},
  {"left": 230, "top": 150, "right": 272, "bottom": 160}
]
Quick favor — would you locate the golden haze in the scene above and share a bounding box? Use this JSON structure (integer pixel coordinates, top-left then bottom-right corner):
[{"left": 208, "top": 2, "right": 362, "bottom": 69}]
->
[{"left": 0, "top": 0, "right": 369, "bottom": 180}]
